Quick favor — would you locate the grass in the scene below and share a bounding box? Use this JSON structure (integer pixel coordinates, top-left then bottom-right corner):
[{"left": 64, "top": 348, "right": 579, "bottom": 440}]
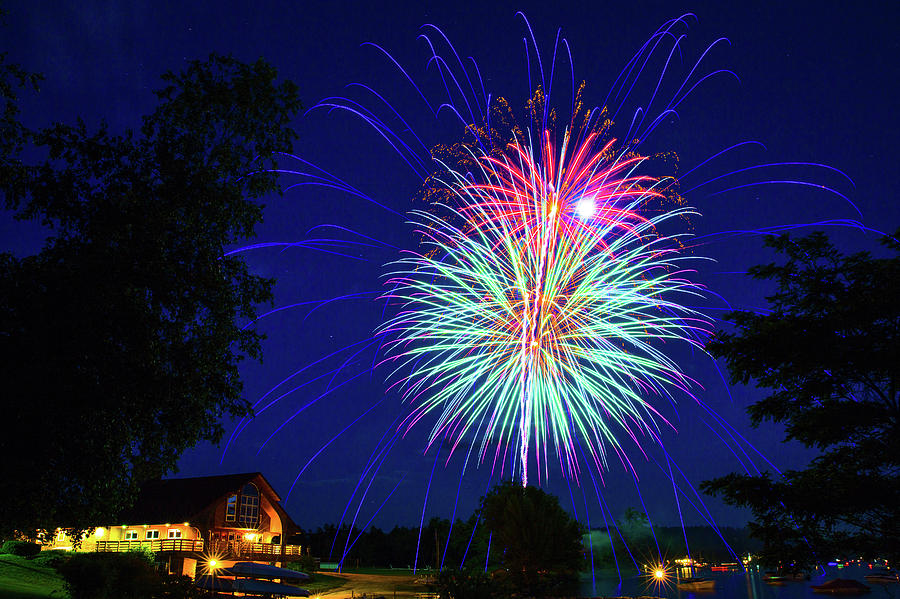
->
[
  {"left": 305, "top": 572, "right": 350, "bottom": 593},
  {"left": 0, "top": 554, "right": 68, "bottom": 598},
  {"left": 0, "top": 555, "right": 402, "bottom": 598},
  {"left": 335, "top": 567, "right": 419, "bottom": 576}
]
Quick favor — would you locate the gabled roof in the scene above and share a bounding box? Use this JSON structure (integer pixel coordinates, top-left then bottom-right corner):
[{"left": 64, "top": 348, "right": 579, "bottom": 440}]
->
[{"left": 117, "top": 472, "right": 297, "bottom": 533}]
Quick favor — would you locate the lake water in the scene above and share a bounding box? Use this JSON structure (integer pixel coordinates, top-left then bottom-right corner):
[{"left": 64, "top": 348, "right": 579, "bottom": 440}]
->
[{"left": 578, "top": 567, "right": 900, "bottom": 599}]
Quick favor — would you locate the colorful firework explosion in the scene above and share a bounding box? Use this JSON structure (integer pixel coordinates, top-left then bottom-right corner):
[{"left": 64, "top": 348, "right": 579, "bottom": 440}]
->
[
  {"left": 222, "top": 12, "right": 861, "bottom": 575},
  {"left": 381, "top": 126, "right": 709, "bottom": 487}
]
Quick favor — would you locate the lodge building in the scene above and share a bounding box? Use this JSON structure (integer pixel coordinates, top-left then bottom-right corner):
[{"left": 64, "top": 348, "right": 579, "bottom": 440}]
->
[{"left": 46, "top": 472, "right": 307, "bottom": 577}]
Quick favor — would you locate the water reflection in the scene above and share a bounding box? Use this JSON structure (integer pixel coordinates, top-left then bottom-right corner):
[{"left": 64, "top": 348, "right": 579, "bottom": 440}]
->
[{"left": 579, "top": 567, "right": 900, "bottom": 599}]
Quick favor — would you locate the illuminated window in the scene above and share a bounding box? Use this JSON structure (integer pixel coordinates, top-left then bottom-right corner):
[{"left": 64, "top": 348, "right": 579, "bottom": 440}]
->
[
  {"left": 239, "top": 483, "right": 259, "bottom": 528},
  {"left": 225, "top": 494, "right": 237, "bottom": 522},
  {"left": 145, "top": 530, "right": 160, "bottom": 540},
  {"left": 124, "top": 530, "right": 139, "bottom": 540},
  {"left": 56, "top": 531, "right": 66, "bottom": 542},
  {"left": 167, "top": 529, "right": 182, "bottom": 539}
]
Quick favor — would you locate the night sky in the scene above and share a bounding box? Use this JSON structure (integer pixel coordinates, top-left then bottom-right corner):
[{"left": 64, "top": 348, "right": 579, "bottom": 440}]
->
[{"left": 4, "top": 1, "right": 899, "bottom": 536}]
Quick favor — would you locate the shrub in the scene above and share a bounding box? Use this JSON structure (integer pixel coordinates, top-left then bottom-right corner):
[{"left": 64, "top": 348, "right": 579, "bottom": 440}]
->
[
  {"left": 284, "top": 553, "right": 319, "bottom": 579},
  {"left": 56, "top": 552, "right": 159, "bottom": 599},
  {"left": 435, "top": 568, "right": 509, "bottom": 599},
  {"left": 29, "top": 549, "right": 71, "bottom": 568},
  {"left": 55, "top": 552, "right": 211, "bottom": 599},
  {"left": 0, "top": 540, "right": 41, "bottom": 556},
  {"left": 157, "top": 574, "right": 211, "bottom": 598},
  {"left": 127, "top": 545, "right": 156, "bottom": 564}
]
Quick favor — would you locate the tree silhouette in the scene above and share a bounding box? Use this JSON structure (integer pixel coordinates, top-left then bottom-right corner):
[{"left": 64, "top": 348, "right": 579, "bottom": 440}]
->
[
  {"left": 479, "top": 481, "right": 583, "bottom": 597},
  {"left": 702, "top": 230, "right": 900, "bottom": 566},
  {"left": 0, "top": 54, "right": 301, "bottom": 536}
]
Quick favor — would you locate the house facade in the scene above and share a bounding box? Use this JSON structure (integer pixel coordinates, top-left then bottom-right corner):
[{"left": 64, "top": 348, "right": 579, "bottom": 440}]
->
[{"left": 46, "top": 472, "right": 306, "bottom": 577}]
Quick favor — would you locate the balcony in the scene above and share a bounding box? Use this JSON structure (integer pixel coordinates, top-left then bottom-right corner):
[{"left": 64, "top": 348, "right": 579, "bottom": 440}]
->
[
  {"left": 92, "top": 538, "right": 305, "bottom": 560},
  {"left": 95, "top": 539, "right": 204, "bottom": 553},
  {"left": 206, "top": 540, "right": 306, "bottom": 560}
]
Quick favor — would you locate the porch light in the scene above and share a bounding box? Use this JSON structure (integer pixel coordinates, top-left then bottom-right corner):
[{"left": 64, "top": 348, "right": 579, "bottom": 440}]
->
[{"left": 94, "top": 528, "right": 106, "bottom": 538}]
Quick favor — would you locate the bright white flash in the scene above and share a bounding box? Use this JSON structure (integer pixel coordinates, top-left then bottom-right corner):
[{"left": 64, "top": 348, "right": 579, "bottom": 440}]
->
[{"left": 575, "top": 196, "right": 596, "bottom": 219}]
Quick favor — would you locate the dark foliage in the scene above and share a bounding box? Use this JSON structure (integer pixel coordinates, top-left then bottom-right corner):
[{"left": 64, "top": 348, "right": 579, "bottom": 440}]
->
[
  {"left": 0, "top": 54, "right": 301, "bottom": 537},
  {"left": 586, "top": 524, "right": 760, "bottom": 567},
  {"left": 281, "top": 552, "right": 319, "bottom": 579},
  {"left": 298, "top": 516, "right": 759, "bottom": 582},
  {"left": 0, "top": 26, "right": 42, "bottom": 203},
  {"left": 435, "top": 567, "right": 508, "bottom": 599},
  {"left": 56, "top": 551, "right": 210, "bottom": 599},
  {"left": 27, "top": 549, "right": 71, "bottom": 568},
  {"left": 702, "top": 230, "right": 900, "bottom": 567},
  {"left": 56, "top": 552, "right": 159, "bottom": 599},
  {"left": 479, "top": 481, "right": 584, "bottom": 597},
  {"left": 0, "top": 540, "right": 40, "bottom": 556},
  {"left": 300, "top": 518, "right": 481, "bottom": 570},
  {"left": 301, "top": 484, "right": 581, "bottom": 596}
]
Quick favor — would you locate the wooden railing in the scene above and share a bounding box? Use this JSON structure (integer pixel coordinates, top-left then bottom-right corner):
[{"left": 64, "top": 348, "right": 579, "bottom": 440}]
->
[
  {"left": 94, "top": 538, "right": 305, "bottom": 558},
  {"left": 95, "top": 539, "right": 204, "bottom": 553},
  {"left": 207, "top": 540, "right": 305, "bottom": 557}
]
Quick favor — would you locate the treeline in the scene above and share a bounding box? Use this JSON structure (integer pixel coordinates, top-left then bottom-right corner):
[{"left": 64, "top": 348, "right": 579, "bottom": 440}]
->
[
  {"left": 294, "top": 517, "right": 485, "bottom": 570},
  {"left": 293, "top": 518, "right": 760, "bottom": 569},
  {"left": 586, "top": 525, "right": 761, "bottom": 566}
]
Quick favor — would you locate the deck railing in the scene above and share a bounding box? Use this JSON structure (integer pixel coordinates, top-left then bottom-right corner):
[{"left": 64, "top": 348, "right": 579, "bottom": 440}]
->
[
  {"left": 95, "top": 539, "right": 204, "bottom": 553},
  {"left": 206, "top": 540, "right": 305, "bottom": 557},
  {"left": 92, "top": 538, "right": 305, "bottom": 558}
]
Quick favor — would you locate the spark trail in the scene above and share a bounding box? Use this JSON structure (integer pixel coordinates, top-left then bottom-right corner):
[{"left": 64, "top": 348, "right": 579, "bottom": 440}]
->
[
  {"left": 380, "top": 126, "right": 710, "bottom": 486},
  {"left": 226, "top": 14, "right": 862, "bottom": 573}
]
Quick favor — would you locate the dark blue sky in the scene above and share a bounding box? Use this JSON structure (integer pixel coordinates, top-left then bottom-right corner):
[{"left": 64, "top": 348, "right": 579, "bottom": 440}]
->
[{"left": 4, "top": 0, "right": 899, "bottom": 538}]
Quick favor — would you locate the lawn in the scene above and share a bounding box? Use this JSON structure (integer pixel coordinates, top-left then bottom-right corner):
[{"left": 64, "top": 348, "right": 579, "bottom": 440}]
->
[
  {"left": 331, "top": 567, "right": 419, "bottom": 576},
  {"left": 304, "top": 572, "right": 349, "bottom": 593},
  {"left": 0, "top": 555, "right": 355, "bottom": 598},
  {"left": 0, "top": 555, "right": 68, "bottom": 598}
]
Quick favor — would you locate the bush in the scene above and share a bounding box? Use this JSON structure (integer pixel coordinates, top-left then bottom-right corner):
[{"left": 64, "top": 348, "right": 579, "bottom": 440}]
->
[
  {"left": 0, "top": 540, "right": 41, "bottom": 556},
  {"left": 55, "top": 552, "right": 211, "bottom": 599},
  {"left": 435, "top": 568, "right": 509, "bottom": 599},
  {"left": 55, "top": 552, "right": 159, "bottom": 599},
  {"left": 157, "top": 574, "right": 211, "bottom": 598},
  {"left": 284, "top": 553, "right": 319, "bottom": 579},
  {"left": 28, "top": 549, "right": 71, "bottom": 568}
]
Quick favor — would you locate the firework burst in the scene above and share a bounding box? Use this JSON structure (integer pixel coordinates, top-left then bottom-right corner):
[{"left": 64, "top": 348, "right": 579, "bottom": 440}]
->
[
  {"left": 380, "top": 125, "right": 710, "bottom": 487},
  {"left": 223, "top": 13, "right": 862, "bottom": 576}
]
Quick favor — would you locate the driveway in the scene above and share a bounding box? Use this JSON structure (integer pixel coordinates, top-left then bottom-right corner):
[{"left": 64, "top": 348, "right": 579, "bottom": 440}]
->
[{"left": 314, "top": 572, "right": 433, "bottom": 599}]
